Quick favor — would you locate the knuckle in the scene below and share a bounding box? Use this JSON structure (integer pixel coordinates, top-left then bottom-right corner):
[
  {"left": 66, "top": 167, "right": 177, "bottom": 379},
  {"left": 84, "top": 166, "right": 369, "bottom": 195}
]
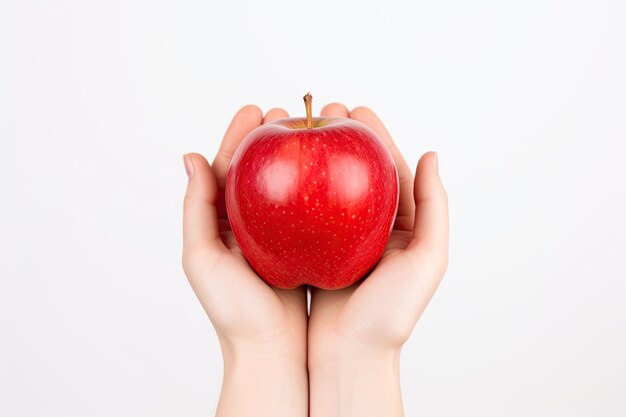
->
[
  {"left": 182, "top": 246, "right": 220, "bottom": 278},
  {"left": 183, "top": 194, "right": 199, "bottom": 211},
  {"left": 181, "top": 245, "right": 203, "bottom": 272},
  {"left": 181, "top": 248, "right": 196, "bottom": 276},
  {"left": 216, "top": 147, "right": 234, "bottom": 162}
]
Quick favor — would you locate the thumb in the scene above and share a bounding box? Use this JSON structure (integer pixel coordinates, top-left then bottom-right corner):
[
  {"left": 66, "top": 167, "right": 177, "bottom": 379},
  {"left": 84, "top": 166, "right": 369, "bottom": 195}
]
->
[
  {"left": 406, "top": 152, "right": 449, "bottom": 277},
  {"left": 182, "top": 153, "right": 225, "bottom": 261}
]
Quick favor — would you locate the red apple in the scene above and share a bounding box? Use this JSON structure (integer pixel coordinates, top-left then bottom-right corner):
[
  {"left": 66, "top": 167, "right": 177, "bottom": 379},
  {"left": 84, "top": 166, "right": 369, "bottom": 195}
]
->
[{"left": 226, "top": 94, "right": 399, "bottom": 289}]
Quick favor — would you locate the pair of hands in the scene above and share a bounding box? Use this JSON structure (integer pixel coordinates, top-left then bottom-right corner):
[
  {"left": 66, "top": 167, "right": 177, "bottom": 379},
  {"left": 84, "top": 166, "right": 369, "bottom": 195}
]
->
[{"left": 182, "top": 103, "right": 448, "bottom": 416}]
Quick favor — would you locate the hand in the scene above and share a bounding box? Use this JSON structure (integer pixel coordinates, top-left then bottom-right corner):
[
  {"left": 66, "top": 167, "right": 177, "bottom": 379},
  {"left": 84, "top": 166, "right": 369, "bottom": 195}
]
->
[
  {"left": 182, "top": 106, "right": 308, "bottom": 417},
  {"left": 308, "top": 104, "right": 449, "bottom": 416}
]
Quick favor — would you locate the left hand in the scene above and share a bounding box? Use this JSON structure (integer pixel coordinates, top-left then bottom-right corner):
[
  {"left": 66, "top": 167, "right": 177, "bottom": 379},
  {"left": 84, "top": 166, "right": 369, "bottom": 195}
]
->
[{"left": 182, "top": 106, "right": 309, "bottom": 417}]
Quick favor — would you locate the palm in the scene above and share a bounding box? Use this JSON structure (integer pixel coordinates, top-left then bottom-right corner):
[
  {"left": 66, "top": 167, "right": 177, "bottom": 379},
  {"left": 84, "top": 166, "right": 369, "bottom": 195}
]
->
[
  {"left": 308, "top": 221, "right": 424, "bottom": 357},
  {"left": 191, "top": 249, "right": 305, "bottom": 337}
]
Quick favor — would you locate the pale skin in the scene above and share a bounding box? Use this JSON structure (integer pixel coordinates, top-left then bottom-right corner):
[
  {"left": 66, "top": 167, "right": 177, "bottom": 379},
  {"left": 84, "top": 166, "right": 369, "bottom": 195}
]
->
[{"left": 182, "top": 104, "right": 449, "bottom": 417}]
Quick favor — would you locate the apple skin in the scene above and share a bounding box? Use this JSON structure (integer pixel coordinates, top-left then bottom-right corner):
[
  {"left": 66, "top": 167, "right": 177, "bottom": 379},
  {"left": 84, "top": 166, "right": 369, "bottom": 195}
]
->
[{"left": 225, "top": 117, "right": 399, "bottom": 290}]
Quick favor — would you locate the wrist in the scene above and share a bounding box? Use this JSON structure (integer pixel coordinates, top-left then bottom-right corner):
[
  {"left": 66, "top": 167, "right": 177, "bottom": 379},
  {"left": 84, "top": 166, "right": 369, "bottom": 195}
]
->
[
  {"left": 219, "top": 332, "right": 307, "bottom": 368},
  {"left": 218, "top": 349, "right": 308, "bottom": 417},
  {"left": 216, "top": 339, "right": 308, "bottom": 417},
  {"left": 308, "top": 328, "right": 403, "bottom": 372},
  {"left": 308, "top": 349, "right": 403, "bottom": 417},
  {"left": 223, "top": 347, "right": 308, "bottom": 376}
]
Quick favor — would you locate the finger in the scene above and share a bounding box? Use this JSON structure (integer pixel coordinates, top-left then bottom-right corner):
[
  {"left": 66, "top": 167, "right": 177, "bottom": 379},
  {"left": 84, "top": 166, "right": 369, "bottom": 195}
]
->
[
  {"left": 183, "top": 153, "right": 226, "bottom": 258},
  {"left": 406, "top": 152, "right": 449, "bottom": 275},
  {"left": 263, "top": 107, "right": 289, "bottom": 123},
  {"left": 212, "top": 105, "right": 263, "bottom": 187},
  {"left": 349, "top": 106, "right": 415, "bottom": 231},
  {"left": 320, "top": 102, "right": 349, "bottom": 117}
]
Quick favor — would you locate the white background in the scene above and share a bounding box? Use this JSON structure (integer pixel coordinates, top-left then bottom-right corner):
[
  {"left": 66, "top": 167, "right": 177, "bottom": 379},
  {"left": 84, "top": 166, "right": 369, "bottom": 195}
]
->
[{"left": 1, "top": 0, "right": 625, "bottom": 415}]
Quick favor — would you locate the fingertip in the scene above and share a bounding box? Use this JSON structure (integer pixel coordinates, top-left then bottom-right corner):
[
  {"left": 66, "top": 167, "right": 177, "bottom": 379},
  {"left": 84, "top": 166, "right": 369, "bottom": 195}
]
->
[
  {"left": 264, "top": 107, "right": 289, "bottom": 123},
  {"left": 182, "top": 152, "right": 223, "bottom": 256},
  {"left": 349, "top": 105, "right": 375, "bottom": 119},
  {"left": 237, "top": 104, "right": 264, "bottom": 123},
  {"left": 185, "top": 152, "right": 209, "bottom": 163},
  {"left": 183, "top": 154, "right": 194, "bottom": 179},
  {"left": 320, "top": 102, "right": 349, "bottom": 117},
  {"left": 415, "top": 152, "right": 444, "bottom": 194},
  {"left": 184, "top": 152, "right": 211, "bottom": 177},
  {"left": 414, "top": 151, "right": 448, "bottom": 210},
  {"left": 349, "top": 107, "right": 386, "bottom": 131},
  {"left": 417, "top": 151, "right": 438, "bottom": 174},
  {"left": 410, "top": 150, "right": 448, "bottom": 252},
  {"left": 349, "top": 106, "right": 393, "bottom": 144},
  {"left": 184, "top": 153, "right": 217, "bottom": 196},
  {"left": 213, "top": 105, "right": 264, "bottom": 183},
  {"left": 232, "top": 104, "right": 264, "bottom": 131}
]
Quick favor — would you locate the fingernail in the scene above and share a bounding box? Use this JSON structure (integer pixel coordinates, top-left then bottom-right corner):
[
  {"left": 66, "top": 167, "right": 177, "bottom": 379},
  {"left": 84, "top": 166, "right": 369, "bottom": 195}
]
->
[
  {"left": 183, "top": 154, "right": 194, "bottom": 179},
  {"left": 433, "top": 152, "right": 439, "bottom": 173}
]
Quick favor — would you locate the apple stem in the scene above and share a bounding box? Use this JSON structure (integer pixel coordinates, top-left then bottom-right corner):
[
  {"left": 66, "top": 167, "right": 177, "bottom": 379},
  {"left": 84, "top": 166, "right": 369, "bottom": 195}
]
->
[{"left": 303, "top": 92, "right": 313, "bottom": 129}]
